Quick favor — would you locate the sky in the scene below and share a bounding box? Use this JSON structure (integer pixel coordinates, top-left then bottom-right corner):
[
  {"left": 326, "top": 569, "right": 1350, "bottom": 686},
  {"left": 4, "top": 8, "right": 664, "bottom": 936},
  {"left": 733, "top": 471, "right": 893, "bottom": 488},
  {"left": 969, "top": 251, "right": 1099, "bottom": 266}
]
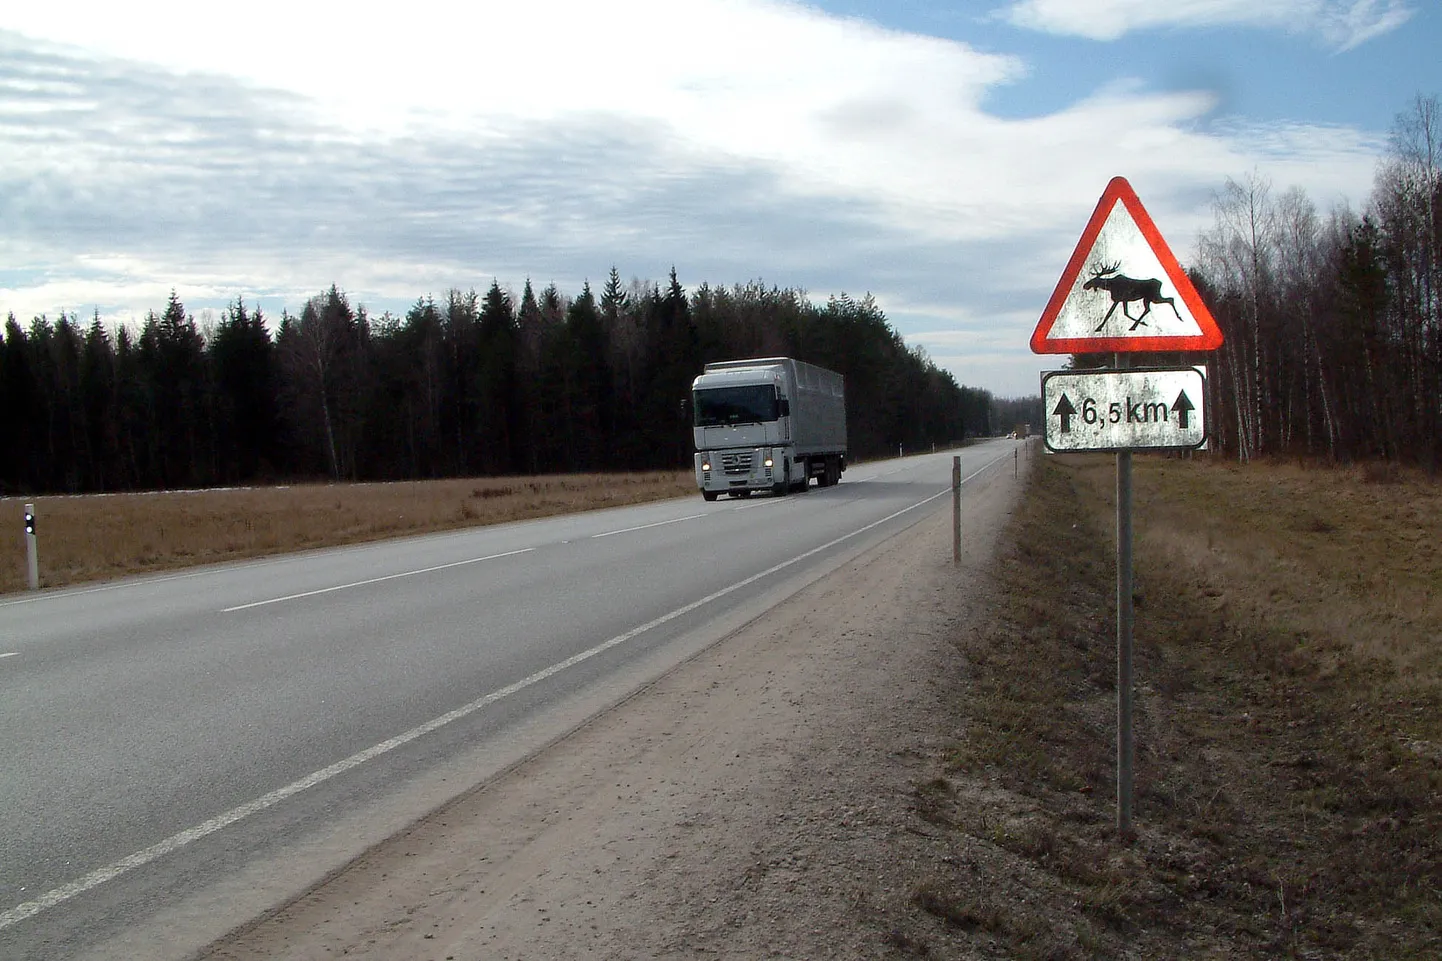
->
[{"left": 2, "top": 0, "right": 1438, "bottom": 398}]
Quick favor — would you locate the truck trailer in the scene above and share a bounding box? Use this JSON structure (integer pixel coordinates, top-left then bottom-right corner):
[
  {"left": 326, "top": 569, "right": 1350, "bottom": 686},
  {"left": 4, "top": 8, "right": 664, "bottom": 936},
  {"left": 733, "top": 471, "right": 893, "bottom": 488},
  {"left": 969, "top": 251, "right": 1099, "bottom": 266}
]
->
[{"left": 691, "top": 357, "right": 847, "bottom": 501}]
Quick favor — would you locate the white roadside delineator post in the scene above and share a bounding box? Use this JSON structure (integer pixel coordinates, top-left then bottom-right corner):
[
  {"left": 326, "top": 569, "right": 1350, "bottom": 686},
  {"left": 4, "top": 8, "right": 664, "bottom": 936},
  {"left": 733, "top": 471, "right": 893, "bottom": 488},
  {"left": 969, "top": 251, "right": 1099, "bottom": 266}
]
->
[{"left": 24, "top": 503, "right": 39, "bottom": 591}]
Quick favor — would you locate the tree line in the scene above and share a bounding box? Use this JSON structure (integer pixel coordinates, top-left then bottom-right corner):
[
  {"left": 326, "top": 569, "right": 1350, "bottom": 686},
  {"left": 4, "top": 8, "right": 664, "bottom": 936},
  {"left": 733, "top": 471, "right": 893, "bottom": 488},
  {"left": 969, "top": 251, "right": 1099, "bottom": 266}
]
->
[
  {"left": 1188, "top": 94, "right": 1441, "bottom": 469},
  {"left": 1, "top": 268, "right": 993, "bottom": 494}
]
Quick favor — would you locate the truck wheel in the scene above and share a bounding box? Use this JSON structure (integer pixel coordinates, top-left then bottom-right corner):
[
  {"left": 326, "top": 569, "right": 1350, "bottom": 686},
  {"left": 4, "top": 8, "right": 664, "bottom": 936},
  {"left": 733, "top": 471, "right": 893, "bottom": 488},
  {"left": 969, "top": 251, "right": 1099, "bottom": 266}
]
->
[
  {"left": 702, "top": 490, "right": 719, "bottom": 501},
  {"left": 816, "top": 458, "right": 833, "bottom": 487}
]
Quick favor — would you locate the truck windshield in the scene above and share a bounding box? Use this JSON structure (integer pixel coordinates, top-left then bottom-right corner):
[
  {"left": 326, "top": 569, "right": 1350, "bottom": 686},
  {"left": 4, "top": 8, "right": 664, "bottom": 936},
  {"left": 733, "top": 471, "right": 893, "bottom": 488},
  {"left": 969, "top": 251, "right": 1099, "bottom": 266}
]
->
[{"left": 694, "top": 385, "right": 778, "bottom": 426}]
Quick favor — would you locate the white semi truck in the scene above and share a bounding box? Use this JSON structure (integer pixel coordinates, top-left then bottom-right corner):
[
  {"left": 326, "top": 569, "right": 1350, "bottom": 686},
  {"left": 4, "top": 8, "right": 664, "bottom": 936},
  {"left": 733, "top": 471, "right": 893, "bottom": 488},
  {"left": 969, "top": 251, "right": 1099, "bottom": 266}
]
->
[{"left": 691, "top": 357, "right": 847, "bottom": 501}]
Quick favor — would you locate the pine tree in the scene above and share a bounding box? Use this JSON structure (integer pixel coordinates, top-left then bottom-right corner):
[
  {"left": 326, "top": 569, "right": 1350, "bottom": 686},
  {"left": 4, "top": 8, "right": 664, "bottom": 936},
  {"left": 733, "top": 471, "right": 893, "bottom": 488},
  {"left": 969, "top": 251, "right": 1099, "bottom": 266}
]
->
[
  {"left": 477, "top": 280, "right": 520, "bottom": 474},
  {"left": 638, "top": 267, "right": 699, "bottom": 466},
  {"left": 210, "top": 298, "right": 279, "bottom": 482},
  {"left": 1, "top": 315, "right": 38, "bottom": 491},
  {"left": 79, "top": 312, "right": 119, "bottom": 490},
  {"left": 277, "top": 287, "right": 364, "bottom": 480},
  {"left": 565, "top": 281, "right": 612, "bottom": 470}
]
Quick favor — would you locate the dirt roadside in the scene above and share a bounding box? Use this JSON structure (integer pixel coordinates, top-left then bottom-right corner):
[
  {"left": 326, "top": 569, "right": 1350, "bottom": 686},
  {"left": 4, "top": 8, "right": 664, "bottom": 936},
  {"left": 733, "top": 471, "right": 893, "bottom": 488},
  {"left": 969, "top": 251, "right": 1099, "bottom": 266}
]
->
[{"left": 196, "top": 463, "right": 1026, "bottom": 961}]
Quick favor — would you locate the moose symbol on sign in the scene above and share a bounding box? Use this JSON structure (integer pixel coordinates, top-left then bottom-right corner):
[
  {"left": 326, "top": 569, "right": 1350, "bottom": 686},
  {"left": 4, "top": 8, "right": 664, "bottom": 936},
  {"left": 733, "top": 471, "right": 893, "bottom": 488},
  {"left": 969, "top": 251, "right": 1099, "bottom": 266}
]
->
[{"left": 1083, "top": 260, "right": 1184, "bottom": 332}]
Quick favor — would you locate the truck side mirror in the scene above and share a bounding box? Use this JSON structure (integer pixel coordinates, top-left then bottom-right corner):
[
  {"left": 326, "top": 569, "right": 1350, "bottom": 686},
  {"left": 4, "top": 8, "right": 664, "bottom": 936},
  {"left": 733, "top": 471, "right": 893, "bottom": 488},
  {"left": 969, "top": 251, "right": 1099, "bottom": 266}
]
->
[
  {"left": 778, "top": 398, "right": 790, "bottom": 416},
  {"left": 680, "top": 398, "right": 691, "bottom": 421}
]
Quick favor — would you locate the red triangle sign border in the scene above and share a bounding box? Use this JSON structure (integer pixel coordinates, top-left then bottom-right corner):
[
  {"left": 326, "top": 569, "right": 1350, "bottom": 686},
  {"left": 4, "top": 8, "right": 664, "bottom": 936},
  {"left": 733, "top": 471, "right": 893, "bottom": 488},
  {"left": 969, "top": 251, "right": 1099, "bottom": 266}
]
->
[{"left": 1030, "top": 176, "right": 1223, "bottom": 354}]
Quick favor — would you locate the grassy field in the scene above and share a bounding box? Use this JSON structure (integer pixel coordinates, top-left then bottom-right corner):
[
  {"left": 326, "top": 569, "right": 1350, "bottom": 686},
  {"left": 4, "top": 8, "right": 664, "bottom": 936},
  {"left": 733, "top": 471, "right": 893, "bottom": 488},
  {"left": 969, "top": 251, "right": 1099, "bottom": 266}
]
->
[
  {"left": 907, "top": 453, "right": 1441, "bottom": 959},
  {"left": 0, "top": 471, "right": 695, "bottom": 595}
]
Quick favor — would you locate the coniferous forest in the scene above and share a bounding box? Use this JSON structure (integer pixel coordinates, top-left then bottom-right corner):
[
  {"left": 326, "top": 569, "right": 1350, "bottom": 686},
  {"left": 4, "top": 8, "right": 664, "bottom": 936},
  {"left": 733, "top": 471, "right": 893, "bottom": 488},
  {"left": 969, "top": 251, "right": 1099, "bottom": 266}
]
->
[
  {"left": 1, "top": 268, "right": 992, "bottom": 495},
  {"left": 6, "top": 96, "right": 1437, "bottom": 494}
]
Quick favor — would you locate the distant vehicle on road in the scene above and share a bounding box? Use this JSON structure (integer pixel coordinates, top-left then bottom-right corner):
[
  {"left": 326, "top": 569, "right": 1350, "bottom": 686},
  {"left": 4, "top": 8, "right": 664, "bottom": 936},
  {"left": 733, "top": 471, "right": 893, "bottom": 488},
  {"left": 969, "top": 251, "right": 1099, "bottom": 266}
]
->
[{"left": 691, "top": 358, "right": 847, "bottom": 501}]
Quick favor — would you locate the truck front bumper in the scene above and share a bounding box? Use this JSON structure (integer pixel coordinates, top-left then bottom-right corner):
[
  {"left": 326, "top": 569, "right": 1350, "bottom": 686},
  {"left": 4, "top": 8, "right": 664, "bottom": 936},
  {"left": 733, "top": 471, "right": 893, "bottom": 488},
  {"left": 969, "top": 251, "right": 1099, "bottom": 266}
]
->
[{"left": 695, "top": 448, "right": 780, "bottom": 494}]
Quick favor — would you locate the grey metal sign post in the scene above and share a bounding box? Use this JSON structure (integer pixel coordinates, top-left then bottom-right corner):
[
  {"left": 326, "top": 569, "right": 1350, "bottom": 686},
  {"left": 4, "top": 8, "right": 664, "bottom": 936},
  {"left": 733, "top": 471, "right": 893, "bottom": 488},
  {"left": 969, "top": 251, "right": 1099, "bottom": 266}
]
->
[
  {"left": 1042, "top": 364, "right": 1207, "bottom": 836},
  {"left": 1113, "top": 357, "right": 1135, "bottom": 836}
]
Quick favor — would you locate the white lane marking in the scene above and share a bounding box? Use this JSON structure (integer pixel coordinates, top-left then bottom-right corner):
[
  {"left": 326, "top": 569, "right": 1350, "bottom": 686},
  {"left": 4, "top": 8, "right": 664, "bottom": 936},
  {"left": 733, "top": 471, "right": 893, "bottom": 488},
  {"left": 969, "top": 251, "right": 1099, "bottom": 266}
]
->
[
  {"left": 221, "top": 549, "right": 534, "bottom": 613},
  {"left": 0, "top": 567, "right": 220, "bottom": 609},
  {"left": 1, "top": 652, "right": 16, "bottom": 659},
  {"left": 0, "top": 523, "right": 525, "bottom": 610},
  {"left": 0, "top": 479, "right": 967, "bottom": 932},
  {"left": 733, "top": 498, "right": 787, "bottom": 511},
  {"left": 590, "top": 513, "right": 707, "bottom": 539}
]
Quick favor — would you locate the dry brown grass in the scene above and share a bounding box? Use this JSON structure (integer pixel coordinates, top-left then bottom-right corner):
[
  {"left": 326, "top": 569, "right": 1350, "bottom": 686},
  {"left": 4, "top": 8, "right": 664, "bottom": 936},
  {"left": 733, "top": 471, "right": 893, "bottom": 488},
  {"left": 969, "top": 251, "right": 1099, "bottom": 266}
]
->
[
  {"left": 0, "top": 471, "right": 695, "bottom": 595},
  {"left": 1134, "top": 456, "right": 1442, "bottom": 679},
  {"left": 909, "top": 452, "right": 1442, "bottom": 959}
]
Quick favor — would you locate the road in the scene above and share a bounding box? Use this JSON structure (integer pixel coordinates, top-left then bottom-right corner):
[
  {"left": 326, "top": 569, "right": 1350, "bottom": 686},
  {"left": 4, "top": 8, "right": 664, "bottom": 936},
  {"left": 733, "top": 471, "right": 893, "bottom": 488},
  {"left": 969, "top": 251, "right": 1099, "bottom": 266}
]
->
[{"left": 0, "top": 442, "right": 1016, "bottom": 960}]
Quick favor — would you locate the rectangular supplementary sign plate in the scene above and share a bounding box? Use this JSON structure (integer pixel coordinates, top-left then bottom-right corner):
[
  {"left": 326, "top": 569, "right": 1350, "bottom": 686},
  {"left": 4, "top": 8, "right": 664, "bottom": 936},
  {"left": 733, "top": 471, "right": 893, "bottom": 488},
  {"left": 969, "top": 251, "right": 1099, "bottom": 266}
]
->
[{"left": 1042, "top": 366, "right": 1206, "bottom": 452}]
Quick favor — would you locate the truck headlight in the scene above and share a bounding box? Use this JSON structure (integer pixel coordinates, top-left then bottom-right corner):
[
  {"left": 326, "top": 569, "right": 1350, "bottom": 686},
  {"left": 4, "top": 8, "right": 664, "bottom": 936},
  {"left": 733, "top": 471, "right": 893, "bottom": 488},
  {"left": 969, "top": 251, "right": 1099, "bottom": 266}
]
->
[
  {"left": 764, "top": 457, "right": 773, "bottom": 468},
  {"left": 702, "top": 460, "right": 711, "bottom": 471}
]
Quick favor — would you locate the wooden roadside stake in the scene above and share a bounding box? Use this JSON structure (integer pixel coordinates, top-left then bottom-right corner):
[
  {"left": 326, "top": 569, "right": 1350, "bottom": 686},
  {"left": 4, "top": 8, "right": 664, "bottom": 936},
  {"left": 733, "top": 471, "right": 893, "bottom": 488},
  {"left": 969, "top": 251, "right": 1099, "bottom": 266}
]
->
[{"left": 952, "top": 456, "right": 961, "bottom": 566}]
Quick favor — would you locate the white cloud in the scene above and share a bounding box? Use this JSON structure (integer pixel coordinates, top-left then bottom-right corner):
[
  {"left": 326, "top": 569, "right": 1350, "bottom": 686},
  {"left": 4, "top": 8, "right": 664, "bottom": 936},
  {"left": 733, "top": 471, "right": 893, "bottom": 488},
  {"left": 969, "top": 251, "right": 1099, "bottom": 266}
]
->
[
  {"left": 0, "top": 4, "right": 1382, "bottom": 249},
  {"left": 997, "top": 0, "right": 1413, "bottom": 48},
  {"left": 1316, "top": 0, "right": 1415, "bottom": 49},
  {"left": 0, "top": 1, "right": 1394, "bottom": 397},
  {"left": 4, "top": 2, "right": 1023, "bottom": 136},
  {"left": 2, "top": 3, "right": 1036, "bottom": 240}
]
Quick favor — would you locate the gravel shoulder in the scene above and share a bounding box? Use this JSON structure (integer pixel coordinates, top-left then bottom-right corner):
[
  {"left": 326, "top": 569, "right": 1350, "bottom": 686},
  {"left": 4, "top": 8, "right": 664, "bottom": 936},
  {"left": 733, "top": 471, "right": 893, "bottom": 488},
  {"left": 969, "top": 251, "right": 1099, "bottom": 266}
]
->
[{"left": 198, "top": 465, "right": 1024, "bottom": 961}]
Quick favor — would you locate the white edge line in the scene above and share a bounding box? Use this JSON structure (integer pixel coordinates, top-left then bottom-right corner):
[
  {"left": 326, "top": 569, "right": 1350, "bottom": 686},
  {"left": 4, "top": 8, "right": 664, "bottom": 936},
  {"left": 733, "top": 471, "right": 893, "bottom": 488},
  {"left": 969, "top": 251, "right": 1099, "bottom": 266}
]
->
[
  {"left": 589, "top": 513, "right": 707, "bottom": 539},
  {"left": 0, "top": 479, "right": 965, "bottom": 932},
  {"left": 0, "top": 567, "right": 219, "bottom": 609},
  {"left": 221, "top": 549, "right": 534, "bottom": 612},
  {"left": 0, "top": 520, "right": 536, "bottom": 610},
  {"left": 964, "top": 449, "right": 1010, "bottom": 486},
  {"left": 0, "top": 652, "right": 16, "bottom": 659}
]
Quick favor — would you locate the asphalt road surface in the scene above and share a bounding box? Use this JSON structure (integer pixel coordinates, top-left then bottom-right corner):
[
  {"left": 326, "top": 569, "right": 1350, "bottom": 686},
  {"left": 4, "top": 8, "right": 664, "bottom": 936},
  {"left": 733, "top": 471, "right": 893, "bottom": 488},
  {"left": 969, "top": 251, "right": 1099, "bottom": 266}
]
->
[{"left": 0, "top": 442, "right": 1016, "bottom": 960}]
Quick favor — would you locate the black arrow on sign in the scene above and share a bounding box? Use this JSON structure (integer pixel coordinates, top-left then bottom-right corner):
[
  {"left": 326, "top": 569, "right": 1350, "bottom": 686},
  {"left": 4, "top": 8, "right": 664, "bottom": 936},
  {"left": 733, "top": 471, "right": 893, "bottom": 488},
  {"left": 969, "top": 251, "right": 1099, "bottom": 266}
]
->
[
  {"left": 1053, "top": 393, "right": 1077, "bottom": 433},
  {"left": 1173, "top": 390, "right": 1195, "bottom": 429}
]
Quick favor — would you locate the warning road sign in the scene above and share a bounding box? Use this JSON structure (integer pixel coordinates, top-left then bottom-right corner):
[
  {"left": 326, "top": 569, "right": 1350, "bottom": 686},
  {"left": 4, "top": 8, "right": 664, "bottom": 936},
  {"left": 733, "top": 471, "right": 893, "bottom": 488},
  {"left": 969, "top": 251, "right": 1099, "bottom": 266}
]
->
[
  {"left": 1042, "top": 367, "right": 1206, "bottom": 452},
  {"left": 1031, "top": 177, "right": 1222, "bottom": 355}
]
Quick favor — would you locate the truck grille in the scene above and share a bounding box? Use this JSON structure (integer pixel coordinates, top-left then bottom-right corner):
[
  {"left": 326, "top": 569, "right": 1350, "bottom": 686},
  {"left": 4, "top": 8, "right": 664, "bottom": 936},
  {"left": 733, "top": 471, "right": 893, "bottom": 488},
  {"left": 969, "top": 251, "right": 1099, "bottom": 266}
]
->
[{"left": 721, "top": 452, "right": 753, "bottom": 475}]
